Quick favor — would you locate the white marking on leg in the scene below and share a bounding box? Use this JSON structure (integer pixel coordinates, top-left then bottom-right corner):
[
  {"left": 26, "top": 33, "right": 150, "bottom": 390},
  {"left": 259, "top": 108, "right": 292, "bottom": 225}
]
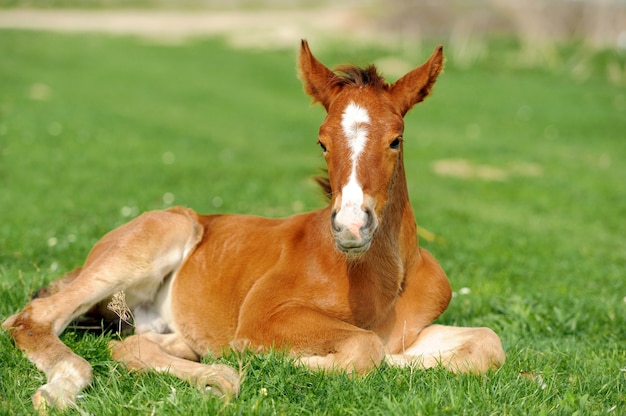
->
[{"left": 336, "top": 102, "right": 370, "bottom": 236}]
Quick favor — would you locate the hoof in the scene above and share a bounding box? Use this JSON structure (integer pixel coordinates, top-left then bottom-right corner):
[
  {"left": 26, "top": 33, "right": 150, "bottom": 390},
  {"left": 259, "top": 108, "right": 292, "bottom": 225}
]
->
[
  {"left": 30, "top": 359, "right": 92, "bottom": 413},
  {"left": 32, "top": 382, "right": 77, "bottom": 414},
  {"left": 193, "top": 364, "right": 241, "bottom": 399}
]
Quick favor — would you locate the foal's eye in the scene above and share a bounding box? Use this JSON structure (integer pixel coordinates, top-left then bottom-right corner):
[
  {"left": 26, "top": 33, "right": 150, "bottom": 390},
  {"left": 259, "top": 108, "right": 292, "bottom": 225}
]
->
[
  {"left": 390, "top": 136, "right": 402, "bottom": 150},
  {"left": 318, "top": 141, "right": 327, "bottom": 152}
]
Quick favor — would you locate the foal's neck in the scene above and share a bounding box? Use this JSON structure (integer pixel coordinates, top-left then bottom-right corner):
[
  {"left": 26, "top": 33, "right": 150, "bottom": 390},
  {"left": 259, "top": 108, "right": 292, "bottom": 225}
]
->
[
  {"left": 376, "top": 156, "right": 417, "bottom": 262},
  {"left": 350, "top": 157, "right": 417, "bottom": 286},
  {"left": 343, "top": 159, "right": 416, "bottom": 328}
]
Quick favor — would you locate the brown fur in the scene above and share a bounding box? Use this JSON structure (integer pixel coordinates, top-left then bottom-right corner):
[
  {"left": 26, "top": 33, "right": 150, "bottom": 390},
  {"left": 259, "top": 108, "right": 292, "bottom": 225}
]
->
[{"left": 3, "top": 41, "right": 504, "bottom": 413}]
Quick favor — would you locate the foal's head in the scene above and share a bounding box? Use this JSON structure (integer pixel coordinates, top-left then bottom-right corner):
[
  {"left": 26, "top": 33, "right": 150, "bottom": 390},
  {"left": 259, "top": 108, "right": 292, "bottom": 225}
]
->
[{"left": 299, "top": 40, "right": 443, "bottom": 256}]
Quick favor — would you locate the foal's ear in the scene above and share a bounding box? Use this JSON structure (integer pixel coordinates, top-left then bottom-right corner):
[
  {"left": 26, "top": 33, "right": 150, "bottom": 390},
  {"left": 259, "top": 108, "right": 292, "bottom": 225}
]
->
[
  {"left": 298, "top": 40, "right": 341, "bottom": 111},
  {"left": 389, "top": 46, "right": 444, "bottom": 116}
]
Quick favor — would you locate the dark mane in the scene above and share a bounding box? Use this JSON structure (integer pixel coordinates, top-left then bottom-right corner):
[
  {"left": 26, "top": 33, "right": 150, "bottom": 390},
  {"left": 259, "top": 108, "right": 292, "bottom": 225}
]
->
[{"left": 331, "top": 65, "right": 387, "bottom": 89}]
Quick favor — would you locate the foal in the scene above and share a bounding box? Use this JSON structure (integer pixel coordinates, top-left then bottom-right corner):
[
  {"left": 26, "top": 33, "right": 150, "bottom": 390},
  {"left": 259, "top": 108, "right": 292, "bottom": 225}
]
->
[{"left": 3, "top": 41, "right": 505, "bottom": 411}]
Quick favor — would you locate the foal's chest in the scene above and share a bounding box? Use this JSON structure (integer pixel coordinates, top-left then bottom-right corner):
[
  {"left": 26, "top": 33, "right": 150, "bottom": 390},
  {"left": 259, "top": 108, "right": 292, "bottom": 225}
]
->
[{"left": 343, "top": 267, "right": 403, "bottom": 329}]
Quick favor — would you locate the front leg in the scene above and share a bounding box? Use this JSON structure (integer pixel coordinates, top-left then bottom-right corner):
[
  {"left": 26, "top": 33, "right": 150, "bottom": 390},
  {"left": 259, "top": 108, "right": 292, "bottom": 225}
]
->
[
  {"left": 235, "top": 306, "right": 386, "bottom": 375},
  {"left": 386, "top": 324, "right": 505, "bottom": 373},
  {"left": 376, "top": 247, "right": 504, "bottom": 373}
]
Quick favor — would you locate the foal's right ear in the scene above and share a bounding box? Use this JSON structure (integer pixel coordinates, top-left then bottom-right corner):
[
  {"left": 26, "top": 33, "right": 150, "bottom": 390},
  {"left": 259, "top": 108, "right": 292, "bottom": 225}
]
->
[{"left": 298, "top": 40, "right": 341, "bottom": 111}]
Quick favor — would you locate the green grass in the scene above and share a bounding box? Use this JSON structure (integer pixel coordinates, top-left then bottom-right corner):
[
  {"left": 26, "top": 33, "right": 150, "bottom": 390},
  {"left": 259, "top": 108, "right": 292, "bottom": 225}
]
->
[{"left": 1, "top": 31, "right": 625, "bottom": 415}]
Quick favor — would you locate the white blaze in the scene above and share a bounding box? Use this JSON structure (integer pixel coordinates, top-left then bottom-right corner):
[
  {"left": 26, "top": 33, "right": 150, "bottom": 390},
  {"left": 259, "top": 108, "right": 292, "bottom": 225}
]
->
[
  {"left": 341, "top": 102, "right": 370, "bottom": 162},
  {"left": 336, "top": 102, "right": 370, "bottom": 238}
]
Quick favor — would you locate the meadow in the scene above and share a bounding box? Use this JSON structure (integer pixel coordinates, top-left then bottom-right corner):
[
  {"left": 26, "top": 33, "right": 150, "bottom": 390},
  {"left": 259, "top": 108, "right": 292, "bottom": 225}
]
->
[{"left": 0, "top": 29, "right": 625, "bottom": 415}]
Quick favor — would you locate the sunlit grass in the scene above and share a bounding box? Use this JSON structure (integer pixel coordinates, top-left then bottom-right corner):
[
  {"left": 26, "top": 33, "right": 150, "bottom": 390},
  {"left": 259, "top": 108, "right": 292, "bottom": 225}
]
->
[{"left": 1, "top": 31, "right": 625, "bottom": 415}]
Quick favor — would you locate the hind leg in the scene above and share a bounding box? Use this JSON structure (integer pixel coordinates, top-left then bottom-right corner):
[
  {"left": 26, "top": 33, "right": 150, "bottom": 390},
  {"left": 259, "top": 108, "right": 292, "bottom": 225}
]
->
[
  {"left": 110, "top": 332, "right": 240, "bottom": 398},
  {"left": 32, "top": 267, "right": 82, "bottom": 299},
  {"left": 2, "top": 207, "right": 203, "bottom": 412}
]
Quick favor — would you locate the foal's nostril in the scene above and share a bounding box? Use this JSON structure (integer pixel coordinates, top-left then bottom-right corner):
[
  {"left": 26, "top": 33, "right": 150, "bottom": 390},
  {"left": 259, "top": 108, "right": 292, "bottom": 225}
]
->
[
  {"left": 362, "top": 208, "right": 374, "bottom": 231},
  {"left": 330, "top": 210, "right": 341, "bottom": 233}
]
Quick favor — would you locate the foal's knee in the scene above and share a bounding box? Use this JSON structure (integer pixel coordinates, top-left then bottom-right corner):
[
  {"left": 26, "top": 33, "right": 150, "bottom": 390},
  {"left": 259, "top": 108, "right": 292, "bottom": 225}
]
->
[
  {"left": 340, "top": 331, "right": 386, "bottom": 374},
  {"left": 295, "top": 330, "right": 385, "bottom": 375}
]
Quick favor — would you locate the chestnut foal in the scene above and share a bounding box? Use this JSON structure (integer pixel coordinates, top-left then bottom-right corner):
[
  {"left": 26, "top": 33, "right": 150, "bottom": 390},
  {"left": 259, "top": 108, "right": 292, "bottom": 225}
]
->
[{"left": 3, "top": 41, "right": 504, "bottom": 412}]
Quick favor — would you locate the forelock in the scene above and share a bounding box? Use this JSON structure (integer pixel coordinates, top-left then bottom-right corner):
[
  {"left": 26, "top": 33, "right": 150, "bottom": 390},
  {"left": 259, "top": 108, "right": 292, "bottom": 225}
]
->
[{"left": 331, "top": 65, "right": 387, "bottom": 90}]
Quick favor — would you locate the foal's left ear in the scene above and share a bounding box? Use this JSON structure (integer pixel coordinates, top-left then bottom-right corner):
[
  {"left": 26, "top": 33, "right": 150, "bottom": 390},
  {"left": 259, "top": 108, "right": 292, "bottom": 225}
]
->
[
  {"left": 389, "top": 46, "right": 444, "bottom": 116},
  {"left": 298, "top": 40, "right": 341, "bottom": 111}
]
